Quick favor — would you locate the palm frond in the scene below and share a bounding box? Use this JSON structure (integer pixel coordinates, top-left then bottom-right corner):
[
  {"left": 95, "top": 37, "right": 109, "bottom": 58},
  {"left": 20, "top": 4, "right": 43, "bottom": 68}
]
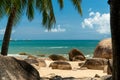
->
[
  {"left": 0, "top": 0, "right": 6, "bottom": 19},
  {"left": 26, "top": 0, "right": 35, "bottom": 21},
  {"left": 36, "top": 0, "right": 48, "bottom": 13},
  {"left": 71, "top": 0, "right": 82, "bottom": 15},
  {"left": 47, "top": 0, "right": 56, "bottom": 29},
  {"left": 58, "top": 0, "right": 64, "bottom": 10},
  {"left": 13, "top": 7, "right": 23, "bottom": 26},
  {"left": 42, "top": 10, "right": 49, "bottom": 26}
]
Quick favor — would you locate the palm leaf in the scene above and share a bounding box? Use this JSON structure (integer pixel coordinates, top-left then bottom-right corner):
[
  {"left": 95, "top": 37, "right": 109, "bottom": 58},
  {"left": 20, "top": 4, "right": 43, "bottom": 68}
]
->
[
  {"left": 71, "top": 0, "right": 82, "bottom": 15},
  {"left": 26, "top": 0, "right": 35, "bottom": 21},
  {"left": 58, "top": 0, "right": 64, "bottom": 10},
  {"left": 0, "top": 0, "right": 6, "bottom": 19}
]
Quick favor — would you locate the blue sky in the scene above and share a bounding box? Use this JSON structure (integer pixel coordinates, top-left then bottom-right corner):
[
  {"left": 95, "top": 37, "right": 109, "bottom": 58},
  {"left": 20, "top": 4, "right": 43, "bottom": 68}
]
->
[{"left": 0, "top": 0, "right": 110, "bottom": 40}]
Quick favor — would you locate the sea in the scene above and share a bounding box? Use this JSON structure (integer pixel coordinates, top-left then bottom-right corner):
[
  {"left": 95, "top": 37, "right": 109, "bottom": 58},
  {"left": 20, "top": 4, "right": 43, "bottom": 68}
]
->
[{"left": 0, "top": 40, "right": 100, "bottom": 58}]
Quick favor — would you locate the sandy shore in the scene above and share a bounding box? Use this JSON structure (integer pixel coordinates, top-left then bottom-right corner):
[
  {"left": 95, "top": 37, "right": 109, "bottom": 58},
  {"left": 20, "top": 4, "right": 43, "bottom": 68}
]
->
[
  {"left": 37, "top": 60, "right": 107, "bottom": 78},
  {"left": 12, "top": 55, "right": 108, "bottom": 79}
]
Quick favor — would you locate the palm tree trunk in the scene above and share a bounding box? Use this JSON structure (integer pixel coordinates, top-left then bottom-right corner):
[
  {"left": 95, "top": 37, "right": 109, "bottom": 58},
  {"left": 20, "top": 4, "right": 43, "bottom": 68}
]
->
[
  {"left": 1, "top": 7, "right": 16, "bottom": 56},
  {"left": 110, "top": 0, "right": 120, "bottom": 79}
]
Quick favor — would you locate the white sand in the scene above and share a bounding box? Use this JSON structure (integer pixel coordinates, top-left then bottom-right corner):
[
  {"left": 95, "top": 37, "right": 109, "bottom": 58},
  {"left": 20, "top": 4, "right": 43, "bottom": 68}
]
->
[{"left": 37, "top": 60, "right": 107, "bottom": 78}]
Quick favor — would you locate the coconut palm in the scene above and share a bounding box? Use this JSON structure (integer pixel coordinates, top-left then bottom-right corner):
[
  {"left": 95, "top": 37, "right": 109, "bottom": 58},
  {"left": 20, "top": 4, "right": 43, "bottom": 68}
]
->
[
  {"left": 109, "top": 0, "right": 120, "bottom": 79},
  {"left": 0, "top": 0, "right": 82, "bottom": 56},
  {"left": 0, "top": 0, "right": 33, "bottom": 55}
]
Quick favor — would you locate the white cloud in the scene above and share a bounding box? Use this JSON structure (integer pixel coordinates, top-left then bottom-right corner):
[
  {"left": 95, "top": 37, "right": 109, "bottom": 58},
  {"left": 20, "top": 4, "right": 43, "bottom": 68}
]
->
[
  {"left": 0, "top": 29, "right": 15, "bottom": 35},
  {"left": 45, "top": 25, "right": 66, "bottom": 32},
  {"left": 82, "top": 12, "right": 110, "bottom": 34}
]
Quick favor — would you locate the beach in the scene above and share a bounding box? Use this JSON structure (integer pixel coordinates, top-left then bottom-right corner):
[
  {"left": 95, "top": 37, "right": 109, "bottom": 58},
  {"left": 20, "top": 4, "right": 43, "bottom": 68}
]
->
[
  {"left": 0, "top": 40, "right": 111, "bottom": 79},
  {"left": 38, "top": 60, "right": 107, "bottom": 78},
  {"left": 12, "top": 54, "right": 109, "bottom": 80}
]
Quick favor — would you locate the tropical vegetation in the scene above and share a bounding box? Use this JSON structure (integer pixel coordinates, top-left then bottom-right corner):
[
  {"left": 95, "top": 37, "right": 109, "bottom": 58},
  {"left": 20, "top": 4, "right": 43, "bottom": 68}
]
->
[{"left": 0, "top": 0, "right": 82, "bottom": 56}]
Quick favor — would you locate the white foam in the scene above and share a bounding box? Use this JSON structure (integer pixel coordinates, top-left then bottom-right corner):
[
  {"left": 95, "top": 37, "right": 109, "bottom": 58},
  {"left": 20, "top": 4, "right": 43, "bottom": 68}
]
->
[{"left": 49, "top": 46, "right": 68, "bottom": 49}]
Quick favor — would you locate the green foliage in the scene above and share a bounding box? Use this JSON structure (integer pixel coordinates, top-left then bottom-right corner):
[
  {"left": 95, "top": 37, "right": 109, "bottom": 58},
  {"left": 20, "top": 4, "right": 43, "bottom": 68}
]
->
[
  {"left": 0, "top": 0, "right": 6, "bottom": 19},
  {"left": 71, "top": 0, "right": 82, "bottom": 15},
  {"left": 0, "top": 0, "right": 28, "bottom": 26},
  {"left": 36, "top": 0, "right": 82, "bottom": 30},
  {"left": 27, "top": 0, "right": 35, "bottom": 21},
  {"left": 1, "top": 0, "right": 82, "bottom": 29}
]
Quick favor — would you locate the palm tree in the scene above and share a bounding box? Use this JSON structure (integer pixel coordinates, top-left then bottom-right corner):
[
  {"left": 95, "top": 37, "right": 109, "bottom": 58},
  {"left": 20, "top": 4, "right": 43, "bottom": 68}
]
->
[
  {"left": 0, "top": 0, "right": 82, "bottom": 56},
  {"left": 109, "top": 0, "right": 120, "bottom": 79},
  {"left": 0, "top": 0, "right": 33, "bottom": 55}
]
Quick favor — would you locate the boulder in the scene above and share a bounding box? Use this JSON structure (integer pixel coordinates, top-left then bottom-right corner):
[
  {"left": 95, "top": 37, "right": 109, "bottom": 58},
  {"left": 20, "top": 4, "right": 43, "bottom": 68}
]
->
[
  {"left": 0, "top": 56, "right": 40, "bottom": 80},
  {"left": 49, "top": 54, "right": 68, "bottom": 61},
  {"left": 49, "top": 61, "right": 72, "bottom": 70},
  {"left": 93, "top": 38, "right": 112, "bottom": 59},
  {"left": 24, "top": 58, "right": 38, "bottom": 64},
  {"left": 68, "top": 49, "right": 86, "bottom": 61},
  {"left": 82, "top": 58, "right": 108, "bottom": 70},
  {"left": 24, "top": 58, "right": 46, "bottom": 67}
]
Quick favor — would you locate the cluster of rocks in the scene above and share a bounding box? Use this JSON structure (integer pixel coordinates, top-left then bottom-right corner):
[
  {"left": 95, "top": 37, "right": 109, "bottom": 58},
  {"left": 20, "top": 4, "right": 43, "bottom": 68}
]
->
[
  {"left": 0, "top": 38, "right": 113, "bottom": 80},
  {"left": 19, "top": 38, "right": 112, "bottom": 75}
]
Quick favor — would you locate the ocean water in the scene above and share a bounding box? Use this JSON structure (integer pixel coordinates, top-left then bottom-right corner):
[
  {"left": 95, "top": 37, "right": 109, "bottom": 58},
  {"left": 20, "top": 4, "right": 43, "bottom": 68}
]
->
[{"left": 0, "top": 40, "right": 99, "bottom": 57}]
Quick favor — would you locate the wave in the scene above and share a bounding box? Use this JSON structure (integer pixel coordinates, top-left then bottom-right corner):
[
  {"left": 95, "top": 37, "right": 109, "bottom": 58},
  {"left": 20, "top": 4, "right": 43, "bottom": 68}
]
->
[
  {"left": 49, "top": 46, "right": 68, "bottom": 49},
  {"left": 85, "top": 54, "right": 93, "bottom": 58}
]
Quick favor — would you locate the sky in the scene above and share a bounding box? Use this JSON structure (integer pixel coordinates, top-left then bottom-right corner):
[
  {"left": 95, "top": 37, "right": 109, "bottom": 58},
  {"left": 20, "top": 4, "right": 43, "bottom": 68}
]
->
[{"left": 0, "top": 0, "right": 110, "bottom": 40}]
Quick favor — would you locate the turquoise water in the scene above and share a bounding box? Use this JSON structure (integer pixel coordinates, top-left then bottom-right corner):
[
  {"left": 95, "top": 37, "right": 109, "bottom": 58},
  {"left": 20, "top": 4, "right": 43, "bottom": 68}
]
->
[{"left": 0, "top": 40, "right": 99, "bottom": 57}]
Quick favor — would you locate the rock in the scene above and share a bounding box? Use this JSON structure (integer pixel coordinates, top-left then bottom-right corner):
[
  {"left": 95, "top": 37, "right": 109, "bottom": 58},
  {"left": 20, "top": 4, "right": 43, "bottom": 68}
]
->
[
  {"left": 103, "top": 65, "right": 108, "bottom": 73},
  {"left": 27, "top": 55, "right": 37, "bottom": 59},
  {"left": 94, "top": 74, "right": 100, "bottom": 78},
  {"left": 93, "top": 38, "right": 112, "bottom": 59},
  {"left": 24, "top": 58, "right": 38, "bottom": 64},
  {"left": 24, "top": 58, "right": 46, "bottom": 67},
  {"left": 0, "top": 56, "right": 40, "bottom": 80},
  {"left": 82, "top": 58, "right": 108, "bottom": 70},
  {"left": 101, "top": 75, "right": 112, "bottom": 80},
  {"left": 103, "top": 59, "right": 112, "bottom": 75},
  {"left": 107, "top": 59, "right": 112, "bottom": 75},
  {"left": 37, "top": 54, "right": 46, "bottom": 57},
  {"left": 49, "top": 54, "right": 68, "bottom": 61},
  {"left": 49, "top": 61, "right": 72, "bottom": 70},
  {"left": 68, "top": 48, "right": 86, "bottom": 61},
  {"left": 19, "top": 52, "right": 28, "bottom": 55},
  {"left": 50, "top": 75, "right": 62, "bottom": 80}
]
